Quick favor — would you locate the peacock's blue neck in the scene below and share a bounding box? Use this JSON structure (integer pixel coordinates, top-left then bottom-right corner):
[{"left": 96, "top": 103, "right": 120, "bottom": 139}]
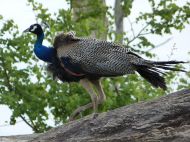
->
[
  {"left": 35, "top": 33, "right": 44, "bottom": 47},
  {"left": 34, "top": 33, "right": 55, "bottom": 63}
]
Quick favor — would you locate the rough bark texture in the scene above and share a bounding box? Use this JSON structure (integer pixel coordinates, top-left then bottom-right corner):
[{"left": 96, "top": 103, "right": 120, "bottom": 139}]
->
[{"left": 1, "top": 89, "right": 190, "bottom": 142}]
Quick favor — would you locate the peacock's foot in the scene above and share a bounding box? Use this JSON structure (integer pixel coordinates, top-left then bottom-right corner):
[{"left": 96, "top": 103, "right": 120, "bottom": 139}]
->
[
  {"left": 69, "top": 103, "right": 93, "bottom": 121},
  {"left": 92, "top": 112, "right": 99, "bottom": 119}
]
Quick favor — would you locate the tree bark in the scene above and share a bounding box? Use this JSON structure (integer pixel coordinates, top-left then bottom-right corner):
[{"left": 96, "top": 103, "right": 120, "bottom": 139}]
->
[
  {"left": 1, "top": 89, "right": 190, "bottom": 142},
  {"left": 114, "top": 0, "right": 124, "bottom": 43}
]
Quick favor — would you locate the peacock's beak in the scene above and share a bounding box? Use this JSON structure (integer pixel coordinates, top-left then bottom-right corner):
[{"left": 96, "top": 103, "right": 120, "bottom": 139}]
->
[{"left": 23, "top": 28, "right": 30, "bottom": 33}]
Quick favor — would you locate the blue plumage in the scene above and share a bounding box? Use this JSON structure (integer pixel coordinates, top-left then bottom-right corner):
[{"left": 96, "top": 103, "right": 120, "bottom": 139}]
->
[
  {"left": 23, "top": 23, "right": 85, "bottom": 82},
  {"left": 24, "top": 23, "right": 55, "bottom": 63},
  {"left": 34, "top": 33, "right": 55, "bottom": 63}
]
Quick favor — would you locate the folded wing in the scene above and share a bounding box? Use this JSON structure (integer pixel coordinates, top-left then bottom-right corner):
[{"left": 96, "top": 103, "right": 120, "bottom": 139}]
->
[{"left": 54, "top": 32, "right": 136, "bottom": 77}]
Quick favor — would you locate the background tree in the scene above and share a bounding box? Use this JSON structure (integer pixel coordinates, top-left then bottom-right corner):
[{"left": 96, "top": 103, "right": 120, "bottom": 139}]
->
[{"left": 0, "top": 0, "right": 189, "bottom": 133}]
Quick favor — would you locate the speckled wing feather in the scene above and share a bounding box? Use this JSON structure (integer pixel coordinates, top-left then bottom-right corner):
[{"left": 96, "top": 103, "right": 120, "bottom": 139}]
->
[
  {"left": 53, "top": 32, "right": 140, "bottom": 76},
  {"left": 53, "top": 32, "right": 186, "bottom": 89}
]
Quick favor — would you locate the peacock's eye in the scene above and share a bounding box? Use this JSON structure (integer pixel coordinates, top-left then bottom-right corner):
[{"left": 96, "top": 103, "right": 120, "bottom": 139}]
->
[{"left": 31, "top": 25, "right": 37, "bottom": 32}]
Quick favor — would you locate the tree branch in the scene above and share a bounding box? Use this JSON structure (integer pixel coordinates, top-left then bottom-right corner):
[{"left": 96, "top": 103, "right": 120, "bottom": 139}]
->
[
  {"left": 1, "top": 89, "right": 190, "bottom": 142},
  {"left": 126, "top": 24, "right": 150, "bottom": 46},
  {"left": 127, "top": 17, "right": 135, "bottom": 38},
  {"left": 19, "top": 115, "right": 38, "bottom": 132}
]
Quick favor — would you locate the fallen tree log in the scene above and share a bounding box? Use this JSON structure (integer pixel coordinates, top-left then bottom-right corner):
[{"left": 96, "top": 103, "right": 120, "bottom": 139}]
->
[{"left": 1, "top": 89, "right": 190, "bottom": 142}]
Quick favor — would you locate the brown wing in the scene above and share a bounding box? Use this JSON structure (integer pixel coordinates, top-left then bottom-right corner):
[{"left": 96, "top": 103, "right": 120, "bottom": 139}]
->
[{"left": 53, "top": 31, "right": 80, "bottom": 49}]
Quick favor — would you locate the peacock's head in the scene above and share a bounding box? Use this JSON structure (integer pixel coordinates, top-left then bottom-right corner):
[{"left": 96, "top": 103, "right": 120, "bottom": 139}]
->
[{"left": 23, "top": 24, "right": 43, "bottom": 35}]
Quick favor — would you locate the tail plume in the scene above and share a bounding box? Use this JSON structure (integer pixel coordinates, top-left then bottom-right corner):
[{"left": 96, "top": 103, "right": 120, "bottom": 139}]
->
[{"left": 134, "top": 60, "right": 186, "bottom": 90}]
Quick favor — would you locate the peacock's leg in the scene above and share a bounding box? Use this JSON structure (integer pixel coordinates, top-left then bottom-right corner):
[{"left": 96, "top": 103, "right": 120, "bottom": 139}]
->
[
  {"left": 90, "top": 79, "right": 106, "bottom": 105},
  {"left": 80, "top": 78, "right": 98, "bottom": 112},
  {"left": 69, "top": 78, "right": 98, "bottom": 120}
]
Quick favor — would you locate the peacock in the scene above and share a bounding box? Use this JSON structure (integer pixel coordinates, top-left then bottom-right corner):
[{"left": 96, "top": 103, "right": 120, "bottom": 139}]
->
[{"left": 24, "top": 23, "right": 186, "bottom": 120}]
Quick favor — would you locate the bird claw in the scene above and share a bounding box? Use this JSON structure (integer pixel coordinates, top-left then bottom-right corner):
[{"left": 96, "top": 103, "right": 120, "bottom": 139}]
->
[
  {"left": 92, "top": 112, "right": 99, "bottom": 119},
  {"left": 69, "top": 102, "right": 93, "bottom": 121}
]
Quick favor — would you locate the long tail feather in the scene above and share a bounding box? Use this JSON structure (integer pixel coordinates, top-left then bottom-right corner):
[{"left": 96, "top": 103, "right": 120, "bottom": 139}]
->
[
  {"left": 153, "top": 61, "right": 186, "bottom": 65},
  {"left": 134, "top": 60, "right": 186, "bottom": 90}
]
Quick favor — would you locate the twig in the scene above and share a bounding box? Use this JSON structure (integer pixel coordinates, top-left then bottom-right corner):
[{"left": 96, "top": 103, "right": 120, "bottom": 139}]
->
[
  {"left": 167, "top": 43, "right": 177, "bottom": 60},
  {"left": 147, "top": 37, "right": 173, "bottom": 52},
  {"left": 114, "top": 83, "right": 120, "bottom": 96},
  {"left": 127, "top": 18, "right": 135, "bottom": 38},
  {"left": 156, "top": 37, "right": 172, "bottom": 48},
  {"left": 111, "top": 79, "right": 120, "bottom": 96},
  {"left": 126, "top": 24, "right": 150, "bottom": 46},
  {"left": 20, "top": 115, "right": 37, "bottom": 132}
]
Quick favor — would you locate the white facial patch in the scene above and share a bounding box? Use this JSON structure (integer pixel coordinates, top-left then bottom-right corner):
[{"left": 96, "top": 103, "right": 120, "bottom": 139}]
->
[{"left": 31, "top": 25, "right": 37, "bottom": 32}]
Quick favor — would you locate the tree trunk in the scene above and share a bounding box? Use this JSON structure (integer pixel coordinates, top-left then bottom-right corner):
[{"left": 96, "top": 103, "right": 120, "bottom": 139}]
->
[
  {"left": 114, "top": 0, "right": 124, "bottom": 43},
  {"left": 1, "top": 89, "right": 190, "bottom": 142},
  {"left": 71, "top": 0, "right": 108, "bottom": 39}
]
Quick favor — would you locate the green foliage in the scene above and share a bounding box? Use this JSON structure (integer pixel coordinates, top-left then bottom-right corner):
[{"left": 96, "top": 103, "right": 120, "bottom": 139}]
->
[
  {"left": 122, "top": 0, "right": 133, "bottom": 16},
  {"left": 0, "top": 0, "right": 189, "bottom": 133},
  {"left": 138, "top": 0, "right": 190, "bottom": 34}
]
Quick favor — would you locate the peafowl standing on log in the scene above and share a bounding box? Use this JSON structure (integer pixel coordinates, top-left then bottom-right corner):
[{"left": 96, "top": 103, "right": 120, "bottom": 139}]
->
[{"left": 24, "top": 23, "right": 185, "bottom": 120}]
